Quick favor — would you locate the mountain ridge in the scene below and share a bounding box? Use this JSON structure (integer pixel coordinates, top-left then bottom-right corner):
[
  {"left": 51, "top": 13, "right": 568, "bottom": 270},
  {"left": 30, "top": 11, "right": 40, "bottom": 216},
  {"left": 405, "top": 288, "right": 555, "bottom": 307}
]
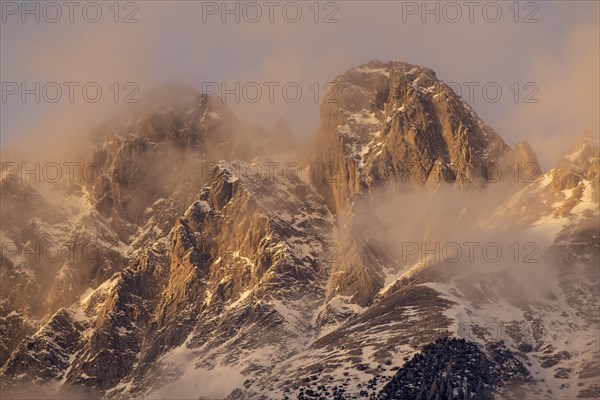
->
[{"left": 1, "top": 60, "right": 598, "bottom": 400}]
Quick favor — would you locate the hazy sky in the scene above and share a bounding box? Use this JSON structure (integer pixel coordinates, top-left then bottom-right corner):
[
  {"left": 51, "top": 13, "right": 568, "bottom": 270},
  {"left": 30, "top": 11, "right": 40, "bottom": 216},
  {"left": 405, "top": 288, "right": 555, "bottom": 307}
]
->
[{"left": 1, "top": 0, "right": 598, "bottom": 168}]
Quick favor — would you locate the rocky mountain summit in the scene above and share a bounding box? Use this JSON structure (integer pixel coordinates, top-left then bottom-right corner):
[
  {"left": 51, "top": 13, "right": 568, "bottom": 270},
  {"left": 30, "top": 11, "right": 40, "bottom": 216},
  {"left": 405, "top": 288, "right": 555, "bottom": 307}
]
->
[
  {"left": 1, "top": 62, "right": 598, "bottom": 400},
  {"left": 309, "top": 61, "right": 539, "bottom": 215},
  {"left": 306, "top": 61, "right": 541, "bottom": 313}
]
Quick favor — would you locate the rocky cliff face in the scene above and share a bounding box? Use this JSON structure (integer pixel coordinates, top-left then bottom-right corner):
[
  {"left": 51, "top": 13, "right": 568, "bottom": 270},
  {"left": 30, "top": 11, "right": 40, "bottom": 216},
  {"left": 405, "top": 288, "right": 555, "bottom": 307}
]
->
[
  {"left": 308, "top": 61, "right": 541, "bottom": 312},
  {"left": 86, "top": 83, "right": 271, "bottom": 232},
  {"left": 0, "top": 84, "right": 274, "bottom": 371},
  {"left": 1, "top": 159, "right": 336, "bottom": 399},
  {"left": 0, "top": 61, "right": 597, "bottom": 400},
  {"left": 308, "top": 61, "right": 538, "bottom": 215}
]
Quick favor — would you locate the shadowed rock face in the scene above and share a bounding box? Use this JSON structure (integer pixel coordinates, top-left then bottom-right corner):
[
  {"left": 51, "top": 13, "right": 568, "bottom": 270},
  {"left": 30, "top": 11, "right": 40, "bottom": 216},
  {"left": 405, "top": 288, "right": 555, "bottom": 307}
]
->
[{"left": 1, "top": 62, "right": 597, "bottom": 400}]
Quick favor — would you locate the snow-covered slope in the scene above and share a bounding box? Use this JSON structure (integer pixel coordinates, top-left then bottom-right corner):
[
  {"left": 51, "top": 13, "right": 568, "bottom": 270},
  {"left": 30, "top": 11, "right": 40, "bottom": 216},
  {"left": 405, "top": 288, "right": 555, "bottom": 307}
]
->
[{"left": 257, "top": 133, "right": 599, "bottom": 399}]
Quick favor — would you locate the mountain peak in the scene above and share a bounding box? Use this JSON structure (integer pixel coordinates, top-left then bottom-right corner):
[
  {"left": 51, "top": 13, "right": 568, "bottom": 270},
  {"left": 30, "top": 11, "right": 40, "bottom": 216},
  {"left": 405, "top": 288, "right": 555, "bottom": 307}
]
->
[
  {"left": 141, "top": 82, "right": 202, "bottom": 104},
  {"left": 565, "top": 131, "right": 600, "bottom": 165},
  {"left": 348, "top": 60, "right": 436, "bottom": 79},
  {"left": 310, "top": 60, "right": 511, "bottom": 214},
  {"left": 545, "top": 131, "right": 599, "bottom": 194}
]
